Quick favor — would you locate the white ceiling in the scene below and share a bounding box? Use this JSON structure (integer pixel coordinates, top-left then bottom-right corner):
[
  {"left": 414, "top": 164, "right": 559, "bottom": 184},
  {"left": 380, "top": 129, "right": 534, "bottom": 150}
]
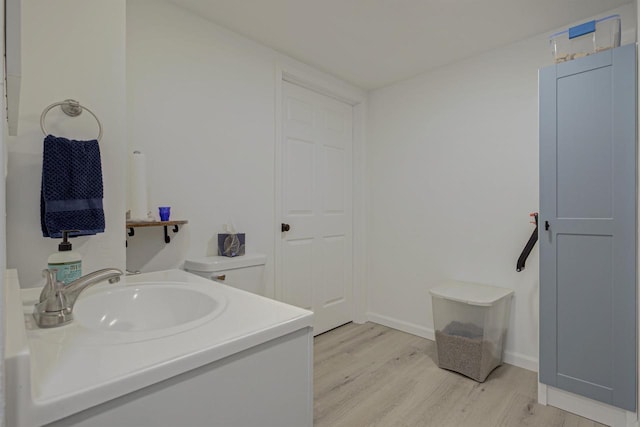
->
[{"left": 170, "top": 0, "right": 633, "bottom": 89}]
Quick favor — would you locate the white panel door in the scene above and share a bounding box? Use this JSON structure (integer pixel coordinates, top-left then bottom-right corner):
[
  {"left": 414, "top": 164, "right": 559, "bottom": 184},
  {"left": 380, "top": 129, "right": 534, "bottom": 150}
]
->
[{"left": 280, "top": 81, "right": 353, "bottom": 335}]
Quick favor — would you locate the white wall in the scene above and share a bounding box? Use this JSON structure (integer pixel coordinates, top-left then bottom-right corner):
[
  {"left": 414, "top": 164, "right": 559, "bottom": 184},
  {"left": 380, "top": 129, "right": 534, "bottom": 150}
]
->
[
  {"left": 5, "top": 0, "right": 127, "bottom": 288},
  {"left": 366, "top": 3, "right": 637, "bottom": 369},
  {"left": 126, "top": 0, "right": 365, "bottom": 298},
  {"left": 126, "top": 0, "right": 273, "bottom": 278}
]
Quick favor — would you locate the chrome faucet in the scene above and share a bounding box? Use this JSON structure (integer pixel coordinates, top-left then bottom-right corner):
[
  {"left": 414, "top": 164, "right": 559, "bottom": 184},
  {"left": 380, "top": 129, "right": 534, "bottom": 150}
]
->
[{"left": 33, "top": 268, "right": 123, "bottom": 328}]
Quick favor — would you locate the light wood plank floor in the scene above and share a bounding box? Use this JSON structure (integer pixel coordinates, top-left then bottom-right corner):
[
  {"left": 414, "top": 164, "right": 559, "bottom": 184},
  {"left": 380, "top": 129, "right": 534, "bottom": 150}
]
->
[{"left": 314, "top": 322, "right": 604, "bottom": 427}]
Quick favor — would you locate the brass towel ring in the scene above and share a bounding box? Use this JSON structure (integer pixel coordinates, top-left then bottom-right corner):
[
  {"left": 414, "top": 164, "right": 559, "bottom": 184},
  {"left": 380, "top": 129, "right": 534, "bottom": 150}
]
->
[{"left": 40, "top": 99, "right": 103, "bottom": 141}]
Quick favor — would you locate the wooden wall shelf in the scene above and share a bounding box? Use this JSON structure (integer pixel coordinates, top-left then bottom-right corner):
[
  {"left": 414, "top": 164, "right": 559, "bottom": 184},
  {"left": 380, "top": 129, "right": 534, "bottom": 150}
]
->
[{"left": 126, "top": 220, "right": 188, "bottom": 244}]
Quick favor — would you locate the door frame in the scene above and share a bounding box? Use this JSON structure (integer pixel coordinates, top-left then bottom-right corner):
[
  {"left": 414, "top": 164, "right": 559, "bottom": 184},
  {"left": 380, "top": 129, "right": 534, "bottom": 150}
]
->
[{"left": 274, "top": 62, "right": 367, "bottom": 324}]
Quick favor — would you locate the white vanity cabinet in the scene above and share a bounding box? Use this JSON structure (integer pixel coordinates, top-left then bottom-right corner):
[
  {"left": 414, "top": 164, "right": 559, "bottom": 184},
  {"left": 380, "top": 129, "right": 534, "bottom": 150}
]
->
[
  {"left": 47, "top": 329, "right": 312, "bottom": 427},
  {"left": 5, "top": 270, "right": 314, "bottom": 427}
]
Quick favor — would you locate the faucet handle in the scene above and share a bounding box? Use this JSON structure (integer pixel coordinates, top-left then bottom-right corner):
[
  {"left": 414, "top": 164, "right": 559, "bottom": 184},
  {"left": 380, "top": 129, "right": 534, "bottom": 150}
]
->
[
  {"left": 39, "top": 268, "right": 69, "bottom": 312},
  {"left": 42, "top": 268, "right": 57, "bottom": 283},
  {"left": 40, "top": 269, "right": 59, "bottom": 303},
  {"left": 48, "top": 281, "right": 69, "bottom": 313}
]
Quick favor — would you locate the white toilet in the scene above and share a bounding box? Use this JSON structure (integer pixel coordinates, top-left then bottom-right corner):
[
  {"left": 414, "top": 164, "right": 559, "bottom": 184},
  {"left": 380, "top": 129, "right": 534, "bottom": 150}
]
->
[{"left": 183, "top": 253, "right": 267, "bottom": 296}]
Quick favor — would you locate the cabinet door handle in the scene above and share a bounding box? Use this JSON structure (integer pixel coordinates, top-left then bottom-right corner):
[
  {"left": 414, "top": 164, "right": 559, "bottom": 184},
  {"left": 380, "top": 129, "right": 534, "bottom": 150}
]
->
[
  {"left": 281, "top": 223, "right": 291, "bottom": 232},
  {"left": 545, "top": 221, "right": 550, "bottom": 231}
]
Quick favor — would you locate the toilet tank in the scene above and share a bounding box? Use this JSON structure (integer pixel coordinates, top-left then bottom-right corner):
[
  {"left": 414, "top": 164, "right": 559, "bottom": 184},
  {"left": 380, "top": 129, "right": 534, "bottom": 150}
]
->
[{"left": 184, "top": 253, "right": 267, "bottom": 296}]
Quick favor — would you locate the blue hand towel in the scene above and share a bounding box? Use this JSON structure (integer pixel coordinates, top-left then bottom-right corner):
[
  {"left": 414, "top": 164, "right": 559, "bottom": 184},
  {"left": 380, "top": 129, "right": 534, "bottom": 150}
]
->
[{"left": 40, "top": 135, "right": 105, "bottom": 238}]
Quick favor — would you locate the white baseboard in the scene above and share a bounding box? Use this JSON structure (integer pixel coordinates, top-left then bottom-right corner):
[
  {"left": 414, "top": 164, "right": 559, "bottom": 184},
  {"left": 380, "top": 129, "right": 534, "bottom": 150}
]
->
[
  {"left": 366, "top": 312, "right": 538, "bottom": 372},
  {"left": 366, "top": 312, "right": 435, "bottom": 340},
  {"left": 503, "top": 350, "right": 538, "bottom": 372},
  {"left": 539, "top": 382, "right": 638, "bottom": 427}
]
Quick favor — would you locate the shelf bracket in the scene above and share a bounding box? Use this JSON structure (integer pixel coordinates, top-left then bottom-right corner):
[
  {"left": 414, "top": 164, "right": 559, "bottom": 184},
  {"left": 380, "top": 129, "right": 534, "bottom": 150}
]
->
[{"left": 163, "top": 224, "right": 181, "bottom": 244}]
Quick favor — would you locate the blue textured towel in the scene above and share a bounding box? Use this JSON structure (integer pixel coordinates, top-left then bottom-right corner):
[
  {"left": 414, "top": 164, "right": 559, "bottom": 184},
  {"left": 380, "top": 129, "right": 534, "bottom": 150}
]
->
[{"left": 40, "top": 135, "right": 105, "bottom": 238}]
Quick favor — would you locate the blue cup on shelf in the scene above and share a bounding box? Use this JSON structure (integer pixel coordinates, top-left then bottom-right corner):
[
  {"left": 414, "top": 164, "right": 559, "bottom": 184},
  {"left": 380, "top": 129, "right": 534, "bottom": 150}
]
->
[{"left": 158, "top": 206, "right": 171, "bottom": 221}]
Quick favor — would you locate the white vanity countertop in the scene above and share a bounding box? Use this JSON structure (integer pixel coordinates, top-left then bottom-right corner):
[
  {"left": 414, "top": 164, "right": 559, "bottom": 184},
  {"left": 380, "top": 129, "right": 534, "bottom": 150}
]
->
[{"left": 5, "top": 269, "right": 313, "bottom": 427}]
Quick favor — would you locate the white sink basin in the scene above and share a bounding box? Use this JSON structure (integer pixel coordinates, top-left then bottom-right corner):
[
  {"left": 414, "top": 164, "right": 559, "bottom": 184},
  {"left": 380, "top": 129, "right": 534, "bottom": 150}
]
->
[
  {"left": 62, "top": 282, "right": 228, "bottom": 343},
  {"left": 75, "top": 283, "right": 223, "bottom": 332}
]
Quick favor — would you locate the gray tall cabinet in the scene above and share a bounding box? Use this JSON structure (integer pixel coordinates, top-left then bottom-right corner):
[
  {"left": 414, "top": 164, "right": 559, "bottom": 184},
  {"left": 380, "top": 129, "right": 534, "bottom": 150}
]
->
[{"left": 539, "top": 43, "right": 637, "bottom": 411}]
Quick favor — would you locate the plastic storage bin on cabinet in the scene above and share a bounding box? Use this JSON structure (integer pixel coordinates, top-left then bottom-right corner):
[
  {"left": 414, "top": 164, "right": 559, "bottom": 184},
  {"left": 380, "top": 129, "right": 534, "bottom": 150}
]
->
[
  {"left": 550, "top": 14, "right": 620, "bottom": 63},
  {"left": 430, "top": 281, "right": 513, "bottom": 382}
]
